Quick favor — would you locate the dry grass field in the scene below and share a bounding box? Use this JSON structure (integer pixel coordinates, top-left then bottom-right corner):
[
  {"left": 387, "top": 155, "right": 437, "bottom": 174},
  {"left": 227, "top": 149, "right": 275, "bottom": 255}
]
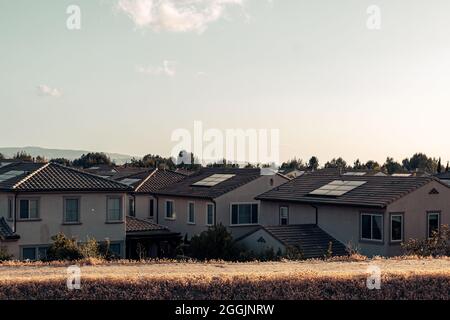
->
[{"left": 0, "top": 256, "right": 449, "bottom": 299}]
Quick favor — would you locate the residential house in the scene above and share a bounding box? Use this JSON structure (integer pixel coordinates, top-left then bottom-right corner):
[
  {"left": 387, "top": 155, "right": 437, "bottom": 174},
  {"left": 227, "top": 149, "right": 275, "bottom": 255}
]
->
[
  {"left": 0, "top": 162, "right": 131, "bottom": 260},
  {"left": 151, "top": 168, "right": 290, "bottom": 240},
  {"left": 238, "top": 169, "right": 450, "bottom": 257},
  {"left": 435, "top": 172, "right": 450, "bottom": 186}
]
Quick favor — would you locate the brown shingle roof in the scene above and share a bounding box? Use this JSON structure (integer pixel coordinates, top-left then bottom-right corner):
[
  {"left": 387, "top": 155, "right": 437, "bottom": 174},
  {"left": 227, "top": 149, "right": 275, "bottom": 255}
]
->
[
  {"left": 256, "top": 169, "right": 442, "bottom": 208},
  {"left": 153, "top": 168, "right": 262, "bottom": 199},
  {"left": 8, "top": 163, "right": 131, "bottom": 192},
  {"left": 135, "top": 169, "right": 186, "bottom": 193}
]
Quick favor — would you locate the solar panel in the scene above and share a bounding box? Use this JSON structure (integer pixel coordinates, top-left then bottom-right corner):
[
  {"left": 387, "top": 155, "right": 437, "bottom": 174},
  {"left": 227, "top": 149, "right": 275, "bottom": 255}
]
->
[
  {"left": 308, "top": 180, "right": 366, "bottom": 197},
  {"left": 343, "top": 172, "right": 366, "bottom": 176},
  {"left": 192, "top": 174, "right": 235, "bottom": 187},
  {"left": 0, "top": 170, "right": 27, "bottom": 183},
  {"left": 120, "top": 178, "right": 141, "bottom": 186}
]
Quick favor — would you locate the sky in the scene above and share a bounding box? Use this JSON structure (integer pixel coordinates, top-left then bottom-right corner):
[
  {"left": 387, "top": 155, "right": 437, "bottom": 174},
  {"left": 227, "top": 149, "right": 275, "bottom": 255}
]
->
[{"left": 1, "top": 0, "right": 450, "bottom": 165}]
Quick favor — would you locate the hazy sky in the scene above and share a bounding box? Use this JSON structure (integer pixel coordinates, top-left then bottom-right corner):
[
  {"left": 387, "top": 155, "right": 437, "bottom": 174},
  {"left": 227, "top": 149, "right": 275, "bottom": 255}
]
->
[{"left": 1, "top": 0, "right": 450, "bottom": 165}]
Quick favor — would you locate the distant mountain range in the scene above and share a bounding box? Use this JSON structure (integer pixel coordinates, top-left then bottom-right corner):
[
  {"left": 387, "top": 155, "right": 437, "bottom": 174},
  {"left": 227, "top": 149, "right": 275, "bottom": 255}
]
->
[{"left": 0, "top": 146, "right": 136, "bottom": 165}]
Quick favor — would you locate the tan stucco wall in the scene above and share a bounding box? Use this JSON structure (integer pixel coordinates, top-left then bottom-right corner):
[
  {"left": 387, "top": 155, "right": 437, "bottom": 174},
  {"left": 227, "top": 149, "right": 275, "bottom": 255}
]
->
[
  {"left": 134, "top": 194, "right": 157, "bottom": 222},
  {"left": 237, "top": 229, "right": 286, "bottom": 254},
  {"left": 157, "top": 174, "right": 289, "bottom": 239},
  {"left": 0, "top": 192, "right": 127, "bottom": 259},
  {"left": 386, "top": 180, "right": 450, "bottom": 256}
]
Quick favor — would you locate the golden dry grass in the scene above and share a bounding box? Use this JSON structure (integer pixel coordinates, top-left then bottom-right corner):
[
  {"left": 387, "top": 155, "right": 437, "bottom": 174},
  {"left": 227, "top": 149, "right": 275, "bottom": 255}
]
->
[{"left": 0, "top": 256, "right": 449, "bottom": 299}]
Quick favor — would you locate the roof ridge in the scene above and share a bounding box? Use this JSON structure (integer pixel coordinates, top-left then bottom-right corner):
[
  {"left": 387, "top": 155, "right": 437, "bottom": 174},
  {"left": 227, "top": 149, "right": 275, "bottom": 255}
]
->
[
  {"left": 134, "top": 168, "right": 158, "bottom": 192},
  {"left": 13, "top": 163, "right": 50, "bottom": 189},
  {"left": 50, "top": 163, "right": 132, "bottom": 189}
]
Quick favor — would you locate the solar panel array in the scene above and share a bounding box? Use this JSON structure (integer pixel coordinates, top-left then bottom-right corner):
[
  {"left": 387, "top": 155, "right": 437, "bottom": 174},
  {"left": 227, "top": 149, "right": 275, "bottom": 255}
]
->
[
  {"left": 120, "top": 178, "right": 141, "bottom": 186},
  {"left": 192, "top": 174, "right": 235, "bottom": 187},
  {"left": 0, "top": 170, "right": 27, "bottom": 183},
  {"left": 343, "top": 172, "right": 366, "bottom": 176},
  {"left": 309, "top": 180, "right": 367, "bottom": 197}
]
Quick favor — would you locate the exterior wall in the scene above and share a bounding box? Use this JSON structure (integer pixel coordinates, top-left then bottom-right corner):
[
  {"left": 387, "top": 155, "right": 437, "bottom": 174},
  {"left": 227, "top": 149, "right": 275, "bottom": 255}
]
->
[
  {"left": 259, "top": 201, "right": 316, "bottom": 226},
  {"left": 237, "top": 229, "right": 286, "bottom": 254},
  {"left": 157, "top": 174, "right": 289, "bottom": 239},
  {"left": 134, "top": 194, "right": 157, "bottom": 222},
  {"left": 0, "top": 191, "right": 127, "bottom": 259},
  {"left": 385, "top": 180, "right": 450, "bottom": 256}
]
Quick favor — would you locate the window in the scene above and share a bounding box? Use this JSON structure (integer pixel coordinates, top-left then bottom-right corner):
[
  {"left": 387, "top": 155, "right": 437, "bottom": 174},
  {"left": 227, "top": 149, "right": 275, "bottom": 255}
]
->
[
  {"left": 109, "top": 243, "right": 122, "bottom": 258},
  {"left": 22, "top": 246, "right": 48, "bottom": 261},
  {"left": 390, "top": 214, "right": 403, "bottom": 242},
  {"left": 7, "top": 198, "right": 13, "bottom": 220},
  {"left": 165, "top": 200, "right": 174, "bottom": 219},
  {"left": 279, "top": 206, "right": 289, "bottom": 225},
  {"left": 187, "top": 202, "right": 195, "bottom": 224},
  {"left": 361, "top": 213, "right": 383, "bottom": 241},
  {"left": 427, "top": 212, "right": 440, "bottom": 238},
  {"left": 231, "top": 203, "right": 258, "bottom": 225},
  {"left": 19, "top": 199, "right": 39, "bottom": 220},
  {"left": 128, "top": 198, "right": 135, "bottom": 217},
  {"left": 149, "top": 199, "right": 154, "bottom": 218},
  {"left": 107, "top": 197, "right": 122, "bottom": 222},
  {"left": 64, "top": 198, "right": 80, "bottom": 223},
  {"left": 206, "top": 203, "right": 214, "bottom": 226}
]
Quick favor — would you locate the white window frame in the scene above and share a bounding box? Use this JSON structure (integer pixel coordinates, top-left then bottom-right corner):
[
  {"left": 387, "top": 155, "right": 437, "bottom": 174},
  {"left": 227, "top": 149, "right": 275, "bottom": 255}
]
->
[
  {"left": 165, "top": 200, "right": 175, "bottom": 220},
  {"left": 229, "top": 202, "right": 259, "bottom": 226},
  {"left": 63, "top": 197, "right": 81, "bottom": 224},
  {"left": 21, "top": 245, "right": 49, "bottom": 261},
  {"left": 360, "top": 213, "right": 383, "bottom": 242},
  {"left": 7, "top": 197, "right": 14, "bottom": 220},
  {"left": 187, "top": 201, "right": 195, "bottom": 225},
  {"left": 279, "top": 206, "right": 289, "bottom": 226},
  {"left": 427, "top": 212, "right": 440, "bottom": 239},
  {"left": 128, "top": 197, "right": 135, "bottom": 217},
  {"left": 106, "top": 196, "right": 123, "bottom": 222},
  {"left": 390, "top": 214, "right": 403, "bottom": 243},
  {"left": 18, "top": 198, "right": 40, "bottom": 220},
  {"left": 206, "top": 203, "right": 214, "bottom": 226}
]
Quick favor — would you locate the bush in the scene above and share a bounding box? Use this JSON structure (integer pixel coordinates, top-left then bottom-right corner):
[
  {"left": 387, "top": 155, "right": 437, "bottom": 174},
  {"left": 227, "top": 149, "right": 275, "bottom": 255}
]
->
[
  {"left": 47, "top": 233, "right": 82, "bottom": 261},
  {"left": 0, "top": 247, "right": 12, "bottom": 261},
  {"left": 189, "top": 224, "right": 241, "bottom": 260},
  {"left": 402, "top": 224, "right": 450, "bottom": 257},
  {"left": 47, "top": 233, "right": 105, "bottom": 261}
]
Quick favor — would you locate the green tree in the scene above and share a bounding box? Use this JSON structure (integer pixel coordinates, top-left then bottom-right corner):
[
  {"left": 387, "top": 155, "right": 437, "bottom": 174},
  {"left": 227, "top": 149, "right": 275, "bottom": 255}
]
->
[
  {"left": 402, "top": 153, "right": 438, "bottom": 174},
  {"left": 437, "top": 158, "right": 442, "bottom": 174},
  {"left": 13, "top": 151, "right": 33, "bottom": 161},
  {"left": 0, "top": 153, "right": 5, "bottom": 160},
  {"left": 382, "top": 157, "right": 405, "bottom": 174},
  {"left": 189, "top": 224, "right": 238, "bottom": 260},
  {"left": 324, "top": 157, "right": 347, "bottom": 169},
  {"left": 73, "top": 152, "right": 113, "bottom": 168},
  {"left": 50, "top": 158, "right": 72, "bottom": 166},
  {"left": 308, "top": 156, "right": 319, "bottom": 170},
  {"left": 280, "top": 158, "right": 306, "bottom": 170}
]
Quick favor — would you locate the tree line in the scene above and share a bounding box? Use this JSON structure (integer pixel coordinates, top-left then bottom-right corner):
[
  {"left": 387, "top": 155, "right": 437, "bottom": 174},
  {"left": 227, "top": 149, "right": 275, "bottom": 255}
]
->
[{"left": 0, "top": 151, "right": 448, "bottom": 175}]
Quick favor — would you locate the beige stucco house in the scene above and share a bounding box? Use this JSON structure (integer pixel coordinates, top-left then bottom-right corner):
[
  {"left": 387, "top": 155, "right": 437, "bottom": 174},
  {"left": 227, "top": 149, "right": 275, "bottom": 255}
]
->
[
  {"left": 151, "top": 168, "right": 290, "bottom": 240},
  {"left": 244, "top": 169, "right": 450, "bottom": 257},
  {"left": 0, "top": 161, "right": 131, "bottom": 260}
]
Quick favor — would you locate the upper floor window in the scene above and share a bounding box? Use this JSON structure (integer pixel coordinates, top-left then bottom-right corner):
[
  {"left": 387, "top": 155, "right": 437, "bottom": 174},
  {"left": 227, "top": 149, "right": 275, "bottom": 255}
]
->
[
  {"left": 165, "top": 200, "right": 174, "bottom": 219},
  {"left": 187, "top": 202, "right": 195, "bottom": 224},
  {"left": 64, "top": 198, "right": 80, "bottom": 224},
  {"left": 149, "top": 198, "right": 154, "bottom": 218},
  {"left": 361, "top": 213, "right": 383, "bottom": 242},
  {"left": 19, "top": 199, "right": 39, "bottom": 220},
  {"left": 427, "top": 212, "right": 440, "bottom": 238},
  {"left": 206, "top": 203, "right": 214, "bottom": 226},
  {"left": 107, "top": 197, "right": 123, "bottom": 222},
  {"left": 390, "top": 214, "right": 403, "bottom": 242},
  {"left": 7, "top": 198, "right": 13, "bottom": 220},
  {"left": 231, "top": 203, "right": 258, "bottom": 225},
  {"left": 128, "top": 198, "right": 135, "bottom": 217},
  {"left": 279, "top": 206, "right": 289, "bottom": 225}
]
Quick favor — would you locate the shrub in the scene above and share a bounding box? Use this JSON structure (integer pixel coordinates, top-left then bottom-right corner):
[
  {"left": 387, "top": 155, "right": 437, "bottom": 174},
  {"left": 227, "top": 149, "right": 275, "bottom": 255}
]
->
[
  {"left": 189, "top": 224, "right": 240, "bottom": 260},
  {"left": 402, "top": 224, "right": 450, "bottom": 257},
  {"left": 0, "top": 247, "right": 12, "bottom": 261},
  {"left": 79, "top": 237, "right": 101, "bottom": 259},
  {"left": 47, "top": 233, "right": 82, "bottom": 261}
]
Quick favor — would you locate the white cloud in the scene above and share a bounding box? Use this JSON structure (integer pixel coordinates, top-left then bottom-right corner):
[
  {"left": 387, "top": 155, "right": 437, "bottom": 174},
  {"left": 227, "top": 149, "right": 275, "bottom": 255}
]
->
[
  {"left": 116, "top": 0, "right": 244, "bottom": 33},
  {"left": 37, "top": 85, "right": 62, "bottom": 97},
  {"left": 136, "top": 60, "right": 177, "bottom": 76}
]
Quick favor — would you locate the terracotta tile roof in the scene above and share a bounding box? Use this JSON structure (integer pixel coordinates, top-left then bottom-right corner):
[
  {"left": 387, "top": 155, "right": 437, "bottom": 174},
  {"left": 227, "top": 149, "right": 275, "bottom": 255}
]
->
[
  {"left": 0, "top": 217, "right": 19, "bottom": 240},
  {"left": 0, "top": 162, "right": 131, "bottom": 192},
  {"left": 135, "top": 169, "right": 186, "bottom": 193},
  {"left": 126, "top": 216, "right": 169, "bottom": 233},
  {"left": 152, "top": 168, "right": 263, "bottom": 199},
  {"left": 256, "top": 168, "right": 443, "bottom": 208}
]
